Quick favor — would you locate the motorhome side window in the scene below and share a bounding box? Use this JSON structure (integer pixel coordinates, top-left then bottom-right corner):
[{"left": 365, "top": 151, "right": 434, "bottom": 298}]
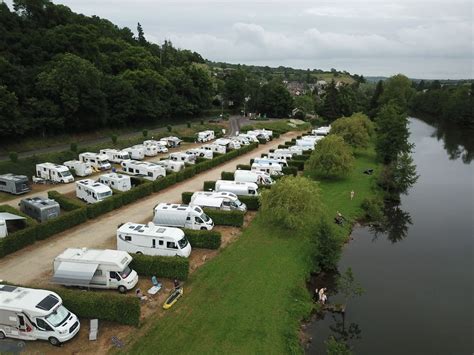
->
[
  {"left": 148, "top": 172, "right": 153, "bottom": 177},
  {"left": 36, "top": 318, "right": 53, "bottom": 331},
  {"left": 125, "top": 236, "right": 132, "bottom": 241},
  {"left": 186, "top": 216, "right": 191, "bottom": 221},
  {"left": 195, "top": 217, "right": 203, "bottom": 223},
  {"left": 159, "top": 240, "right": 164, "bottom": 246},
  {"left": 167, "top": 241, "right": 177, "bottom": 249},
  {"left": 249, "top": 189, "right": 255, "bottom": 195},
  {"left": 110, "top": 271, "right": 120, "bottom": 280}
]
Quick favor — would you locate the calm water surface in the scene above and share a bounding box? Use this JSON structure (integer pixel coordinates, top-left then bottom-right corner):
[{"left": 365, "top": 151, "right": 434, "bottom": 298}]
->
[{"left": 306, "top": 118, "right": 473, "bottom": 354}]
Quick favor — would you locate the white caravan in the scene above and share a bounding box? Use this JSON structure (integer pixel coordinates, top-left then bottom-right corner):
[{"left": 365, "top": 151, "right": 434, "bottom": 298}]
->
[
  {"left": 52, "top": 248, "right": 139, "bottom": 293},
  {"left": 190, "top": 194, "right": 246, "bottom": 212},
  {"left": 98, "top": 173, "right": 131, "bottom": 192},
  {"left": 196, "top": 130, "right": 215, "bottom": 143},
  {"left": 36, "top": 163, "right": 74, "bottom": 183},
  {"left": 153, "top": 203, "right": 214, "bottom": 231},
  {"left": 238, "top": 133, "right": 259, "bottom": 143},
  {"left": 302, "top": 135, "right": 324, "bottom": 144},
  {"left": 117, "top": 222, "right": 191, "bottom": 257},
  {"left": 215, "top": 138, "right": 241, "bottom": 150},
  {"left": 169, "top": 152, "right": 196, "bottom": 165},
  {"left": 143, "top": 140, "right": 168, "bottom": 153},
  {"left": 78, "top": 152, "right": 111, "bottom": 171},
  {"left": 269, "top": 150, "right": 295, "bottom": 160},
  {"left": 215, "top": 180, "right": 259, "bottom": 196},
  {"left": 234, "top": 170, "right": 274, "bottom": 185},
  {"left": 0, "top": 284, "right": 80, "bottom": 346},
  {"left": 76, "top": 179, "right": 112, "bottom": 204},
  {"left": 312, "top": 125, "right": 331, "bottom": 136},
  {"left": 120, "top": 160, "right": 166, "bottom": 181},
  {"left": 0, "top": 212, "right": 25, "bottom": 238},
  {"left": 160, "top": 136, "right": 182, "bottom": 148},
  {"left": 202, "top": 143, "right": 226, "bottom": 155},
  {"left": 185, "top": 148, "right": 213, "bottom": 160},
  {"left": 124, "top": 145, "right": 145, "bottom": 160},
  {"left": 288, "top": 146, "right": 305, "bottom": 155},
  {"left": 99, "top": 149, "right": 130, "bottom": 163},
  {"left": 63, "top": 160, "right": 93, "bottom": 177},
  {"left": 191, "top": 191, "right": 247, "bottom": 211},
  {"left": 253, "top": 157, "right": 288, "bottom": 167},
  {"left": 155, "top": 159, "right": 185, "bottom": 173}
]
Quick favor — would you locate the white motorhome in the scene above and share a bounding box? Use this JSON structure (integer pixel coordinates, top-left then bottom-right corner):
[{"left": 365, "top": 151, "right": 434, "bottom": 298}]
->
[
  {"left": 36, "top": 163, "right": 74, "bottom": 183},
  {"left": 153, "top": 203, "right": 214, "bottom": 231},
  {"left": 169, "top": 152, "right": 196, "bottom": 165},
  {"left": 214, "top": 180, "right": 259, "bottom": 196},
  {"left": 302, "top": 135, "right": 324, "bottom": 144},
  {"left": 267, "top": 152, "right": 293, "bottom": 162},
  {"left": 215, "top": 138, "right": 241, "bottom": 150},
  {"left": 117, "top": 222, "right": 191, "bottom": 257},
  {"left": 133, "top": 144, "right": 158, "bottom": 157},
  {"left": 190, "top": 195, "right": 246, "bottom": 212},
  {"left": 196, "top": 130, "right": 215, "bottom": 143},
  {"left": 98, "top": 173, "right": 132, "bottom": 192},
  {"left": 295, "top": 139, "right": 316, "bottom": 151},
  {"left": 0, "top": 212, "right": 25, "bottom": 239},
  {"left": 52, "top": 248, "right": 139, "bottom": 293},
  {"left": 202, "top": 143, "right": 226, "bottom": 155},
  {"left": 143, "top": 140, "right": 168, "bottom": 153},
  {"left": 63, "top": 160, "right": 93, "bottom": 177},
  {"left": 190, "top": 191, "right": 247, "bottom": 212},
  {"left": 312, "top": 125, "right": 331, "bottom": 137},
  {"left": 185, "top": 148, "right": 213, "bottom": 160},
  {"left": 99, "top": 149, "right": 131, "bottom": 163},
  {"left": 232, "top": 136, "right": 251, "bottom": 146},
  {"left": 253, "top": 157, "right": 288, "bottom": 167},
  {"left": 76, "top": 179, "right": 112, "bottom": 204},
  {"left": 0, "top": 284, "right": 80, "bottom": 346},
  {"left": 247, "top": 129, "right": 272, "bottom": 141},
  {"left": 124, "top": 146, "right": 145, "bottom": 160},
  {"left": 78, "top": 152, "right": 111, "bottom": 171},
  {"left": 160, "top": 136, "right": 182, "bottom": 148},
  {"left": 234, "top": 169, "right": 274, "bottom": 186},
  {"left": 238, "top": 133, "right": 259, "bottom": 143},
  {"left": 288, "top": 146, "right": 305, "bottom": 155},
  {"left": 155, "top": 159, "right": 185, "bottom": 173},
  {"left": 251, "top": 162, "right": 283, "bottom": 176},
  {"left": 120, "top": 160, "right": 166, "bottom": 181}
]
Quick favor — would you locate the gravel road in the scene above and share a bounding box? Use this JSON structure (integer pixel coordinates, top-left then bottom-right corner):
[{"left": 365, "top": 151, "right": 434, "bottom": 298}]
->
[{"left": 0, "top": 132, "right": 298, "bottom": 285}]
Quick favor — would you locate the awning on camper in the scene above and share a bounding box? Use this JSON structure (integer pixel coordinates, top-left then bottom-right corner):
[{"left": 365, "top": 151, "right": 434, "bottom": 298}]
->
[
  {"left": 52, "top": 261, "right": 99, "bottom": 286},
  {"left": 0, "top": 213, "right": 26, "bottom": 221}
]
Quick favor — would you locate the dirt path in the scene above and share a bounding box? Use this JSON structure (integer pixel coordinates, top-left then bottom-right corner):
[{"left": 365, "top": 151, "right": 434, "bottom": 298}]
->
[{"left": 0, "top": 132, "right": 298, "bottom": 285}]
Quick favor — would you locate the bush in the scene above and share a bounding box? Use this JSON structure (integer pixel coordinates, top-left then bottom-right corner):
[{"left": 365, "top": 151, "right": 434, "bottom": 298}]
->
[
  {"left": 307, "top": 135, "right": 354, "bottom": 179},
  {"left": 180, "top": 136, "right": 195, "bottom": 143},
  {"left": 282, "top": 166, "right": 298, "bottom": 176},
  {"left": 86, "top": 194, "right": 123, "bottom": 219},
  {"left": 221, "top": 171, "right": 234, "bottom": 180},
  {"left": 236, "top": 164, "right": 251, "bottom": 170},
  {"left": 130, "top": 254, "right": 189, "bottom": 280},
  {"left": 142, "top": 129, "right": 148, "bottom": 137},
  {"left": 293, "top": 154, "right": 310, "bottom": 161},
  {"left": 200, "top": 119, "right": 204, "bottom": 125},
  {"left": 184, "top": 229, "right": 221, "bottom": 249},
  {"left": 361, "top": 197, "right": 385, "bottom": 222},
  {"left": 287, "top": 160, "right": 305, "bottom": 170},
  {"left": 111, "top": 134, "right": 118, "bottom": 144},
  {"left": 70, "top": 142, "right": 78, "bottom": 152},
  {"left": 167, "top": 125, "right": 172, "bottom": 132},
  {"left": 187, "top": 121, "right": 191, "bottom": 128},
  {"left": 181, "top": 192, "right": 193, "bottom": 204},
  {"left": 56, "top": 288, "right": 140, "bottom": 326},
  {"left": 204, "top": 209, "right": 244, "bottom": 227},
  {"left": 203, "top": 181, "right": 216, "bottom": 191},
  {"left": 35, "top": 208, "right": 88, "bottom": 240},
  {"left": 48, "top": 191, "right": 84, "bottom": 211},
  {"left": 0, "top": 226, "right": 37, "bottom": 258},
  {"left": 8, "top": 152, "right": 18, "bottom": 163},
  {"left": 239, "top": 195, "right": 260, "bottom": 210},
  {"left": 258, "top": 138, "right": 267, "bottom": 144}
]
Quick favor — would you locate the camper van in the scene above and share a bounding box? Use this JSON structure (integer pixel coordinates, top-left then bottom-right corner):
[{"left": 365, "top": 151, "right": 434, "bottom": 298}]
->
[
  {"left": 295, "top": 139, "right": 316, "bottom": 151},
  {"left": 153, "top": 203, "right": 214, "bottom": 230},
  {"left": 234, "top": 170, "right": 274, "bottom": 185},
  {"left": 232, "top": 136, "right": 251, "bottom": 146},
  {"left": 36, "top": 163, "right": 74, "bottom": 183},
  {"left": 0, "top": 174, "right": 30, "bottom": 195},
  {"left": 98, "top": 173, "right": 132, "bottom": 192},
  {"left": 288, "top": 146, "right": 305, "bottom": 155},
  {"left": 63, "top": 160, "right": 93, "bottom": 177},
  {"left": 143, "top": 140, "right": 168, "bottom": 153},
  {"left": 52, "top": 248, "right": 139, "bottom": 293},
  {"left": 120, "top": 160, "right": 166, "bottom": 180},
  {"left": 155, "top": 159, "right": 185, "bottom": 173},
  {"left": 0, "top": 284, "right": 80, "bottom": 346},
  {"left": 117, "top": 222, "right": 191, "bottom": 257},
  {"left": 191, "top": 191, "right": 247, "bottom": 211},
  {"left": 267, "top": 151, "right": 293, "bottom": 162},
  {"left": 0, "top": 212, "right": 25, "bottom": 238},
  {"left": 253, "top": 157, "right": 288, "bottom": 167},
  {"left": 133, "top": 144, "right": 158, "bottom": 157},
  {"left": 202, "top": 144, "right": 226, "bottom": 155},
  {"left": 312, "top": 126, "right": 331, "bottom": 137},
  {"left": 247, "top": 129, "right": 272, "bottom": 141},
  {"left": 190, "top": 194, "right": 246, "bottom": 212},
  {"left": 99, "top": 149, "right": 131, "bottom": 163},
  {"left": 78, "top": 152, "right": 111, "bottom": 171},
  {"left": 160, "top": 136, "right": 182, "bottom": 148},
  {"left": 215, "top": 180, "right": 259, "bottom": 196},
  {"left": 238, "top": 133, "right": 259, "bottom": 143},
  {"left": 124, "top": 146, "right": 145, "bottom": 160},
  {"left": 20, "top": 197, "right": 60, "bottom": 223},
  {"left": 76, "top": 179, "right": 112, "bottom": 204},
  {"left": 215, "top": 138, "right": 241, "bottom": 150},
  {"left": 301, "top": 135, "right": 324, "bottom": 144},
  {"left": 196, "top": 130, "right": 215, "bottom": 143},
  {"left": 185, "top": 148, "right": 213, "bottom": 160},
  {"left": 169, "top": 152, "right": 196, "bottom": 165},
  {"left": 251, "top": 162, "right": 283, "bottom": 176}
]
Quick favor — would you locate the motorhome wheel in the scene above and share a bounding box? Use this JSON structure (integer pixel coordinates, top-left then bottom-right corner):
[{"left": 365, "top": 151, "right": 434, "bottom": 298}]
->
[
  {"left": 48, "top": 337, "right": 60, "bottom": 346},
  {"left": 0, "top": 331, "right": 5, "bottom": 339},
  {"left": 201, "top": 227, "right": 207, "bottom": 230},
  {"left": 118, "top": 285, "right": 127, "bottom": 294},
  {"left": 136, "top": 251, "right": 143, "bottom": 255}
]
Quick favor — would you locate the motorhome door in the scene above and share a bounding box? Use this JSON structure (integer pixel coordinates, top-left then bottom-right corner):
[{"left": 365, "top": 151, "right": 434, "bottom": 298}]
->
[{"left": 109, "top": 271, "right": 121, "bottom": 288}]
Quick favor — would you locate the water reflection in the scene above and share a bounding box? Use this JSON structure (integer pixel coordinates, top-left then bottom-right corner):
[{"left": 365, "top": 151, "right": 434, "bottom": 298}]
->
[
  {"left": 370, "top": 202, "right": 413, "bottom": 243},
  {"left": 430, "top": 119, "right": 474, "bottom": 164},
  {"left": 328, "top": 313, "right": 362, "bottom": 345}
]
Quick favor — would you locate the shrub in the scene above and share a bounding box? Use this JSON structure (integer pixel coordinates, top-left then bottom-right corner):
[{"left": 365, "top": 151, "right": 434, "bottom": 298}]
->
[
  {"left": 121, "top": 182, "right": 153, "bottom": 205},
  {"left": 130, "top": 254, "right": 189, "bottom": 280},
  {"left": 257, "top": 138, "right": 267, "bottom": 144},
  {"left": 8, "top": 152, "right": 18, "bottom": 163},
  {"left": 111, "top": 134, "right": 118, "bottom": 144},
  {"left": 180, "top": 136, "right": 195, "bottom": 143},
  {"left": 293, "top": 154, "right": 310, "bottom": 161},
  {"left": 204, "top": 209, "right": 244, "bottom": 227},
  {"left": 35, "top": 208, "right": 88, "bottom": 240},
  {"left": 330, "top": 113, "right": 373, "bottom": 149},
  {"left": 361, "top": 197, "right": 385, "bottom": 222},
  {"left": 70, "top": 142, "right": 78, "bottom": 152},
  {"left": 200, "top": 119, "right": 204, "bottom": 125},
  {"left": 239, "top": 195, "right": 260, "bottom": 210},
  {"left": 184, "top": 229, "right": 221, "bottom": 249},
  {"left": 221, "top": 171, "right": 234, "bottom": 180},
  {"left": 287, "top": 160, "right": 305, "bottom": 170},
  {"left": 142, "top": 129, "right": 148, "bottom": 137},
  {"left": 203, "top": 181, "right": 216, "bottom": 191},
  {"left": 0, "top": 226, "right": 37, "bottom": 258},
  {"left": 236, "top": 164, "right": 251, "bottom": 170},
  {"left": 307, "top": 135, "right": 354, "bottom": 179},
  {"left": 167, "top": 125, "right": 172, "bottom": 132},
  {"left": 282, "top": 166, "right": 298, "bottom": 176},
  {"left": 86, "top": 194, "right": 123, "bottom": 219},
  {"left": 48, "top": 191, "right": 84, "bottom": 211},
  {"left": 181, "top": 192, "right": 193, "bottom": 204}
]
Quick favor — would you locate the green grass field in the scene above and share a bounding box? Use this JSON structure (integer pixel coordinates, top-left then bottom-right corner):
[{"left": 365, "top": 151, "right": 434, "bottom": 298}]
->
[{"left": 124, "top": 144, "right": 380, "bottom": 354}]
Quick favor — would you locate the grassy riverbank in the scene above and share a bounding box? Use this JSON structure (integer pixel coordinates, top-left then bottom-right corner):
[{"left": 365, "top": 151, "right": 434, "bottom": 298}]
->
[{"left": 124, "top": 144, "right": 381, "bottom": 354}]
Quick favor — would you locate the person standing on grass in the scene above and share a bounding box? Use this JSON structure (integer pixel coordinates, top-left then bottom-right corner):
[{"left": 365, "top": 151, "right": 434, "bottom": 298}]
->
[{"left": 350, "top": 190, "right": 355, "bottom": 200}]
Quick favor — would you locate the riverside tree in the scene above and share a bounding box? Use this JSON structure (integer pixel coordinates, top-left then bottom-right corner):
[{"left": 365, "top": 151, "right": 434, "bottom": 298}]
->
[
  {"left": 312, "top": 217, "right": 342, "bottom": 271},
  {"left": 330, "top": 113, "right": 374, "bottom": 149},
  {"left": 307, "top": 135, "right": 355, "bottom": 179}
]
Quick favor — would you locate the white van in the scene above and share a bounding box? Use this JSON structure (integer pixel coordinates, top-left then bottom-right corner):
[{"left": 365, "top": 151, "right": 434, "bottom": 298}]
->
[
  {"left": 190, "top": 195, "right": 246, "bottom": 212},
  {"left": 143, "top": 140, "right": 168, "bottom": 153},
  {"left": 190, "top": 191, "right": 247, "bottom": 211},
  {"left": 79, "top": 152, "right": 111, "bottom": 171},
  {"left": 251, "top": 162, "right": 283, "bottom": 176},
  {"left": 153, "top": 203, "right": 214, "bottom": 230},
  {"left": 36, "top": 163, "right": 74, "bottom": 183},
  {"left": 302, "top": 135, "right": 324, "bottom": 144},
  {"left": 0, "top": 284, "right": 80, "bottom": 346},
  {"left": 124, "top": 146, "right": 145, "bottom": 160},
  {"left": 202, "top": 143, "right": 226, "bottom": 155},
  {"left": 185, "top": 148, "right": 213, "bottom": 160},
  {"left": 169, "top": 152, "right": 196, "bottom": 165},
  {"left": 117, "top": 222, "right": 191, "bottom": 257},
  {"left": 247, "top": 129, "right": 272, "bottom": 141},
  {"left": 63, "top": 160, "right": 93, "bottom": 177},
  {"left": 253, "top": 157, "right": 288, "bottom": 167},
  {"left": 215, "top": 180, "right": 259, "bottom": 196},
  {"left": 133, "top": 144, "right": 158, "bottom": 157},
  {"left": 99, "top": 149, "right": 131, "bottom": 163},
  {"left": 76, "top": 179, "right": 112, "bottom": 204},
  {"left": 234, "top": 169, "right": 274, "bottom": 185},
  {"left": 52, "top": 248, "right": 139, "bottom": 293},
  {"left": 232, "top": 136, "right": 251, "bottom": 146},
  {"left": 120, "top": 160, "right": 166, "bottom": 181},
  {"left": 98, "top": 173, "right": 132, "bottom": 192},
  {"left": 155, "top": 159, "right": 185, "bottom": 173},
  {"left": 197, "top": 130, "right": 215, "bottom": 143}
]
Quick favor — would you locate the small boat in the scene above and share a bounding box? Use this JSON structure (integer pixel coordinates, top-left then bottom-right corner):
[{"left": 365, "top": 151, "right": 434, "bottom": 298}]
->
[{"left": 163, "top": 287, "right": 183, "bottom": 309}]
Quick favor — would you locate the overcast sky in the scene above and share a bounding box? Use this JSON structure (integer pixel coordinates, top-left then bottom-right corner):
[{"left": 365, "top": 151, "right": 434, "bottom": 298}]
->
[{"left": 9, "top": 0, "right": 474, "bottom": 78}]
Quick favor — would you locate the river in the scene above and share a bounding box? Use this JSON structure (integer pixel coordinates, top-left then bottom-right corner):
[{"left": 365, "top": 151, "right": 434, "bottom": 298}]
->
[{"left": 305, "top": 117, "right": 473, "bottom": 354}]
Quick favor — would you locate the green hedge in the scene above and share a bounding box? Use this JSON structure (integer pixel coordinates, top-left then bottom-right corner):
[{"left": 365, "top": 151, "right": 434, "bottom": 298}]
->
[
  {"left": 153, "top": 174, "right": 177, "bottom": 192},
  {"left": 278, "top": 144, "right": 290, "bottom": 149},
  {"left": 204, "top": 209, "right": 244, "bottom": 227},
  {"left": 184, "top": 229, "right": 221, "bottom": 250},
  {"left": 55, "top": 288, "right": 140, "bottom": 327},
  {"left": 86, "top": 194, "right": 123, "bottom": 219},
  {"left": 257, "top": 138, "right": 267, "bottom": 144},
  {"left": 203, "top": 181, "right": 216, "bottom": 191},
  {"left": 239, "top": 195, "right": 260, "bottom": 211},
  {"left": 0, "top": 226, "right": 37, "bottom": 258},
  {"left": 282, "top": 166, "right": 298, "bottom": 176},
  {"left": 181, "top": 192, "right": 193, "bottom": 204},
  {"left": 236, "top": 164, "right": 251, "bottom": 170},
  {"left": 121, "top": 181, "right": 153, "bottom": 205},
  {"left": 221, "top": 171, "right": 234, "bottom": 180},
  {"left": 287, "top": 160, "right": 305, "bottom": 171},
  {"left": 293, "top": 154, "right": 310, "bottom": 161},
  {"left": 48, "top": 190, "right": 84, "bottom": 211},
  {"left": 131, "top": 254, "right": 189, "bottom": 280},
  {"left": 35, "top": 208, "right": 88, "bottom": 240}
]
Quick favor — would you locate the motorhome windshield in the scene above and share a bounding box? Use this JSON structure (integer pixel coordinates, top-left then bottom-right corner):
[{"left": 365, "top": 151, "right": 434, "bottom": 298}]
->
[
  {"left": 178, "top": 237, "right": 189, "bottom": 249},
  {"left": 120, "top": 266, "right": 132, "bottom": 279},
  {"left": 233, "top": 200, "right": 243, "bottom": 207},
  {"left": 59, "top": 171, "right": 71, "bottom": 177},
  {"left": 98, "top": 191, "right": 112, "bottom": 199},
  {"left": 201, "top": 213, "right": 210, "bottom": 222},
  {"left": 45, "top": 305, "right": 70, "bottom": 327}
]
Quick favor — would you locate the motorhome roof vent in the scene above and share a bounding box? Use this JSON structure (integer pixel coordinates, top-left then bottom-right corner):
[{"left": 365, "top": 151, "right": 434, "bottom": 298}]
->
[
  {"left": 0, "top": 285, "right": 17, "bottom": 293},
  {"left": 157, "top": 228, "right": 165, "bottom": 233}
]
